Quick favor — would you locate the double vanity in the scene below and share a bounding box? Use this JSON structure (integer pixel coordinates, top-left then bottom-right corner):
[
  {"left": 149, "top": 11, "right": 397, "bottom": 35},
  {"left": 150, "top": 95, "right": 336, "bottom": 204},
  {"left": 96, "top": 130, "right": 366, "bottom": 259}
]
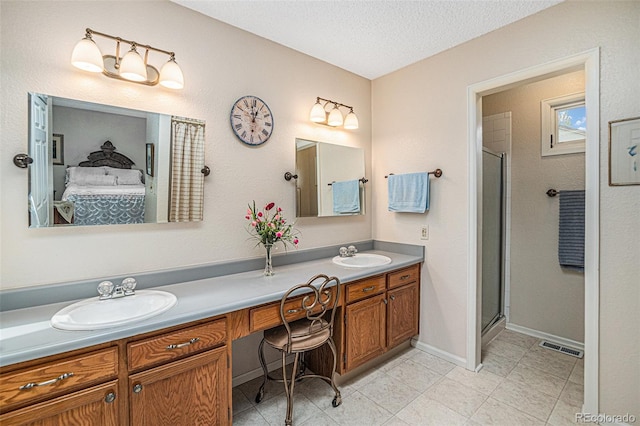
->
[{"left": 0, "top": 242, "right": 423, "bottom": 425}]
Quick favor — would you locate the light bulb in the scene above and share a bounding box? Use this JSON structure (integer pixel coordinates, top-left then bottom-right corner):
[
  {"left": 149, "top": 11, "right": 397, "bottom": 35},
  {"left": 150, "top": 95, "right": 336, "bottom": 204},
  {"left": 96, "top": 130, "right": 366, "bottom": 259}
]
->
[
  {"left": 310, "top": 101, "right": 326, "bottom": 123},
  {"left": 71, "top": 36, "right": 103, "bottom": 73},
  {"left": 327, "top": 106, "right": 344, "bottom": 127},
  {"left": 119, "top": 46, "right": 147, "bottom": 82},
  {"left": 343, "top": 110, "right": 359, "bottom": 130},
  {"left": 159, "top": 58, "right": 184, "bottom": 89}
]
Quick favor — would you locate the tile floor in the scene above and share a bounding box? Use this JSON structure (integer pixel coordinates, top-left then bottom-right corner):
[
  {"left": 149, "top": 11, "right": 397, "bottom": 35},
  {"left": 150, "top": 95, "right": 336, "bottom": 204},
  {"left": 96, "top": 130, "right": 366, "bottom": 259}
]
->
[{"left": 232, "top": 329, "right": 584, "bottom": 425}]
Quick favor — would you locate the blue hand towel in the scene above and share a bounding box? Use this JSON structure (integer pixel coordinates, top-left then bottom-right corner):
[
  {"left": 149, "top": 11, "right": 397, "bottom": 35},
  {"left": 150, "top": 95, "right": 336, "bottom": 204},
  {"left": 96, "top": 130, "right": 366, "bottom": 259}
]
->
[
  {"left": 558, "top": 190, "right": 585, "bottom": 272},
  {"left": 388, "top": 172, "right": 430, "bottom": 213},
  {"left": 332, "top": 179, "right": 361, "bottom": 214}
]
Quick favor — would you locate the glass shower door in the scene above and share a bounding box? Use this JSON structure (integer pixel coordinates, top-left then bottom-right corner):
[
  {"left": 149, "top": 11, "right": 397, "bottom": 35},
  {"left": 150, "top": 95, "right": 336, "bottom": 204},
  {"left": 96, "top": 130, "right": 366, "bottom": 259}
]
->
[{"left": 482, "top": 149, "right": 505, "bottom": 333}]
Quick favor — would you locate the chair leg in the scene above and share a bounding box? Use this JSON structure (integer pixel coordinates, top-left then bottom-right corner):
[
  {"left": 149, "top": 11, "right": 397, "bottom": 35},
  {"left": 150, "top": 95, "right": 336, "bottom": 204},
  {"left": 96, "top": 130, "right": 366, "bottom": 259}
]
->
[
  {"left": 255, "top": 338, "right": 268, "bottom": 404},
  {"left": 326, "top": 338, "right": 342, "bottom": 407},
  {"left": 282, "top": 351, "right": 300, "bottom": 426}
]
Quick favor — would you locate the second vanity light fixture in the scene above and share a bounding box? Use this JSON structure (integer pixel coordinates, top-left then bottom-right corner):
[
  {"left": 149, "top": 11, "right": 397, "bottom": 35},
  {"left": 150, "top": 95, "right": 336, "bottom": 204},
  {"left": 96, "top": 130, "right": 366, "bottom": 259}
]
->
[
  {"left": 71, "top": 28, "right": 184, "bottom": 89},
  {"left": 309, "top": 97, "right": 359, "bottom": 130}
]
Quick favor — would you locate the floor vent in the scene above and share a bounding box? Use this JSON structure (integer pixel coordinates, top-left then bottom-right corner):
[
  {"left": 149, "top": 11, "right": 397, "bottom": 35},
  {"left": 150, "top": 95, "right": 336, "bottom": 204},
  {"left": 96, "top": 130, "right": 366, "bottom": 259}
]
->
[{"left": 539, "top": 341, "right": 584, "bottom": 358}]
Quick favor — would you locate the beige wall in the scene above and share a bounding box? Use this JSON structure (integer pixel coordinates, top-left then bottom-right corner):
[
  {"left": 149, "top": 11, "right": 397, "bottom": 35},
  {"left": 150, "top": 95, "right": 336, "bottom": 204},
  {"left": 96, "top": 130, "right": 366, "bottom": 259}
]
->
[
  {"left": 372, "top": 1, "right": 639, "bottom": 417},
  {"left": 483, "top": 71, "right": 586, "bottom": 343},
  {"left": 0, "top": 0, "right": 372, "bottom": 288}
]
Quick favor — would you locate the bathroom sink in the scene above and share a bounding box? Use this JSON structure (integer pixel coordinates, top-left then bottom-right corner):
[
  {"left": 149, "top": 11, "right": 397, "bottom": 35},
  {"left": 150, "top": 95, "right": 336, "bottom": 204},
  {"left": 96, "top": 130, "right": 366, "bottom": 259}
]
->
[
  {"left": 332, "top": 253, "right": 392, "bottom": 268},
  {"left": 51, "top": 290, "right": 177, "bottom": 331}
]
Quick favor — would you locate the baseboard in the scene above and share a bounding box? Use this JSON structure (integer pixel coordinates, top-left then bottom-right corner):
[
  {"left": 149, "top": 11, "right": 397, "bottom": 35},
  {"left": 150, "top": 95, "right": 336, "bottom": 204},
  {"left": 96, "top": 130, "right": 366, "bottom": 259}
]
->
[
  {"left": 232, "top": 355, "right": 295, "bottom": 388},
  {"left": 506, "top": 323, "right": 585, "bottom": 351},
  {"left": 411, "top": 338, "right": 467, "bottom": 368}
]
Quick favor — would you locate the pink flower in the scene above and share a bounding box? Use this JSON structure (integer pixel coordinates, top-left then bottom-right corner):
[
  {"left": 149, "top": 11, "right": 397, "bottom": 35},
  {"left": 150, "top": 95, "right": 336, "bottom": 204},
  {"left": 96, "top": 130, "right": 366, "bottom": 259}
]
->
[
  {"left": 247, "top": 209, "right": 252, "bottom": 215},
  {"left": 277, "top": 207, "right": 282, "bottom": 212},
  {"left": 276, "top": 231, "right": 283, "bottom": 238},
  {"left": 245, "top": 215, "right": 250, "bottom": 220},
  {"left": 293, "top": 238, "right": 299, "bottom": 246},
  {"left": 265, "top": 202, "right": 275, "bottom": 211},
  {"left": 257, "top": 211, "right": 263, "bottom": 217},
  {"left": 251, "top": 221, "right": 257, "bottom": 227},
  {"left": 281, "top": 219, "right": 285, "bottom": 224},
  {"left": 274, "top": 215, "right": 280, "bottom": 220},
  {"left": 268, "top": 222, "right": 275, "bottom": 228}
]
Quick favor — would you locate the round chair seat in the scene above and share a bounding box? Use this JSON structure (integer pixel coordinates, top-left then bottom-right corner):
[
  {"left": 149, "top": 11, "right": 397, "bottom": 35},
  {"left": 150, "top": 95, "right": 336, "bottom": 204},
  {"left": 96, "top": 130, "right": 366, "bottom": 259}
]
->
[{"left": 264, "top": 319, "right": 330, "bottom": 352}]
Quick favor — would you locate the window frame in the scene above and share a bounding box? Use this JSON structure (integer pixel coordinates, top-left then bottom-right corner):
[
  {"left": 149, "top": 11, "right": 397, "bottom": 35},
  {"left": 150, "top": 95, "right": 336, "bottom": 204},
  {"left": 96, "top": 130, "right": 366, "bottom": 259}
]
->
[{"left": 541, "top": 92, "right": 586, "bottom": 156}]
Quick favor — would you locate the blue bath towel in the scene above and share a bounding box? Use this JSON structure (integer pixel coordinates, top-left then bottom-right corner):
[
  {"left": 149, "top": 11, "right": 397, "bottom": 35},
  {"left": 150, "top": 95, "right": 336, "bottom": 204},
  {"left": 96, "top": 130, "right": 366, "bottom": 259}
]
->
[
  {"left": 558, "top": 190, "right": 585, "bottom": 272},
  {"left": 387, "top": 172, "right": 430, "bottom": 213},
  {"left": 332, "top": 179, "right": 361, "bottom": 214}
]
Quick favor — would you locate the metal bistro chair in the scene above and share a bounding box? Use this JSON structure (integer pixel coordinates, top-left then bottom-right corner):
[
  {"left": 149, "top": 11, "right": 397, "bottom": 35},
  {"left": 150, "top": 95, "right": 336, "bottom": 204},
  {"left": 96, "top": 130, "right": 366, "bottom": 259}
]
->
[{"left": 255, "top": 274, "right": 342, "bottom": 425}]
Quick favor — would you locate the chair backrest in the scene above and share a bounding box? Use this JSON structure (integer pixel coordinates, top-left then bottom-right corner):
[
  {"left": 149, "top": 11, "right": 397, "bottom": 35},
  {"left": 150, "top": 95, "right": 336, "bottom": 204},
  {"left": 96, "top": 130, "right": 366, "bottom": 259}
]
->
[{"left": 279, "top": 274, "right": 341, "bottom": 351}]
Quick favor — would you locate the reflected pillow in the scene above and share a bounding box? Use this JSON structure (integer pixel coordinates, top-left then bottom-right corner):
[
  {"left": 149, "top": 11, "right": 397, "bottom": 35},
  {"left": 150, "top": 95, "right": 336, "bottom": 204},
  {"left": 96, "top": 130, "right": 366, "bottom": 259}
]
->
[
  {"left": 80, "top": 174, "right": 117, "bottom": 186},
  {"left": 66, "top": 166, "right": 107, "bottom": 186},
  {"left": 105, "top": 167, "right": 143, "bottom": 185}
]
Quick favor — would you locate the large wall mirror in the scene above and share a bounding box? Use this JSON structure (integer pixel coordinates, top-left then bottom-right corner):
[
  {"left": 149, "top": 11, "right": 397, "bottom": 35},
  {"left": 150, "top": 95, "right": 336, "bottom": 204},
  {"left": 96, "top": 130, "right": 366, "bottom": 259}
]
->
[
  {"left": 27, "top": 93, "right": 206, "bottom": 228},
  {"left": 295, "top": 138, "right": 366, "bottom": 217}
]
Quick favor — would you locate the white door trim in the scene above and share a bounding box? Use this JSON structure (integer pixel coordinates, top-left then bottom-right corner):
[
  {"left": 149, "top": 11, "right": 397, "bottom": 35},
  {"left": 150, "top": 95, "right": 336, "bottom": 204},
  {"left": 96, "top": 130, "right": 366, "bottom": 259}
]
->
[{"left": 466, "top": 48, "right": 600, "bottom": 414}]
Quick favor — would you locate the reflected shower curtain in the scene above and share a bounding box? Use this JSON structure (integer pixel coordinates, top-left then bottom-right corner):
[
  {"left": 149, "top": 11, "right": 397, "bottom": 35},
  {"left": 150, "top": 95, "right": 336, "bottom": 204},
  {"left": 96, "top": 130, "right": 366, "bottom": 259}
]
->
[{"left": 170, "top": 117, "right": 205, "bottom": 222}]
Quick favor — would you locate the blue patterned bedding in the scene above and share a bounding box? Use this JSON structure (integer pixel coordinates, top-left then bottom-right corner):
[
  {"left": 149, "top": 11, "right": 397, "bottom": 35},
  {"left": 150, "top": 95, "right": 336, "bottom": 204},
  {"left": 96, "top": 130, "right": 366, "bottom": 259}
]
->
[{"left": 66, "top": 194, "right": 145, "bottom": 225}]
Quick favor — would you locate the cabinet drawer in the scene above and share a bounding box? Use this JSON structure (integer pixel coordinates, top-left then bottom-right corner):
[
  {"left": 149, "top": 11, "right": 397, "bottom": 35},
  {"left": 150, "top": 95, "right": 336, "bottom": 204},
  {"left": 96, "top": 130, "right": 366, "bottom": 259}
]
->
[
  {"left": 250, "top": 287, "right": 337, "bottom": 333},
  {"left": 0, "top": 347, "right": 118, "bottom": 413},
  {"left": 387, "top": 264, "right": 420, "bottom": 289},
  {"left": 128, "top": 319, "right": 226, "bottom": 371},
  {"left": 345, "top": 275, "right": 385, "bottom": 303}
]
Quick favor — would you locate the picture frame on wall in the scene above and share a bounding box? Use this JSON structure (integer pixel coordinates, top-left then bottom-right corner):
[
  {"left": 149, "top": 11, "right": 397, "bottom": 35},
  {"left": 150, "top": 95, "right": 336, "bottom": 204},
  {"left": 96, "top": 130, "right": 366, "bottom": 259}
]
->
[
  {"left": 146, "top": 143, "right": 154, "bottom": 177},
  {"left": 609, "top": 116, "right": 640, "bottom": 186},
  {"left": 52, "top": 133, "right": 64, "bottom": 165}
]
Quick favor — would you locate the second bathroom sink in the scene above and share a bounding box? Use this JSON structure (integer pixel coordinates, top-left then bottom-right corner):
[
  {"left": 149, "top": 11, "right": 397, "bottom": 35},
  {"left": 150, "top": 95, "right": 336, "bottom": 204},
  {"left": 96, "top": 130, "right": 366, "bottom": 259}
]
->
[{"left": 332, "top": 253, "right": 392, "bottom": 268}]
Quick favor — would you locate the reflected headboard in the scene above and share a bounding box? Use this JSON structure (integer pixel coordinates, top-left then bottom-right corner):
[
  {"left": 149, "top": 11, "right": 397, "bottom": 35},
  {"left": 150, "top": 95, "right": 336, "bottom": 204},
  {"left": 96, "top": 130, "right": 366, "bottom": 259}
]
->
[{"left": 78, "top": 140, "right": 135, "bottom": 169}]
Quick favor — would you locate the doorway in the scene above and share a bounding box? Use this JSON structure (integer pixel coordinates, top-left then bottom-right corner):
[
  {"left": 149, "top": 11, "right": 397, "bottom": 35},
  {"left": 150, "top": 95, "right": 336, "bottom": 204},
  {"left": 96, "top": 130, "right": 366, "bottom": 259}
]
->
[{"left": 466, "top": 49, "right": 600, "bottom": 414}]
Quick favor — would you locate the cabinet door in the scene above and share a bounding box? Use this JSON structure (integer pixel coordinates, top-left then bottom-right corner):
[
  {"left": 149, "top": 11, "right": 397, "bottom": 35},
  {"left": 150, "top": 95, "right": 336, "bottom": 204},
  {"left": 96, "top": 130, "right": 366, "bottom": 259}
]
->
[
  {"left": 0, "top": 381, "right": 118, "bottom": 426},
  {"left": 345, "top": 293, "right": 386, "bottom": 371},
  {"left": 129, "top": 346, "right": 229, "bottom": 426},
  {"left": 387, "top": 281, "right": 419, "bottom": 349}
]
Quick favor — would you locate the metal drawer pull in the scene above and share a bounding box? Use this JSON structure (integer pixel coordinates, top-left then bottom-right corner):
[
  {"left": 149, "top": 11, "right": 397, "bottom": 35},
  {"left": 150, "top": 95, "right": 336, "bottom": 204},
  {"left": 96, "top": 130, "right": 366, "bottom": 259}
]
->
[
  {"left": 19, "top": 372, "right": 74, "bottom": 390},
  {"left": 166, "top": 337, "right": 200, "bottom": 350},
  {"left": 287, "top": 308, "right": 301, "bottom": 314},
  {"left": 399, "top": 274, "right": 411, "bottom": 280},
  {"left": 390, "top": 295, "right": 396, "bottom": 301},
  {"left": 362, "top": 286, "right": 376, "bottom": 293},
  {"left": 105, "top": 392, "right": 116, "bottom": 403},
  {"left": 133, "top": 384, "right": 143, "bottom": 393}
]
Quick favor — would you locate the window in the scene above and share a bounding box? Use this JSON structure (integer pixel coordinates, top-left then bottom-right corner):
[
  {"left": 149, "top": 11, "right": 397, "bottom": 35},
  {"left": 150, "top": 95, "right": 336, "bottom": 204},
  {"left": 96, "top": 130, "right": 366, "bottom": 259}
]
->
[{"left": 541, "top": 92, "right": 586, "bottom": 156}]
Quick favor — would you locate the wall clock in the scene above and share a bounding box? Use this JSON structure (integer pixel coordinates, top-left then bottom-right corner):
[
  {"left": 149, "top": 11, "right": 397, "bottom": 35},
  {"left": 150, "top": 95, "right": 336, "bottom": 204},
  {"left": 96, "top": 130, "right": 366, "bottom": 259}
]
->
[{"left": 230, "top": 95, "right": 274, "bottom": 146}]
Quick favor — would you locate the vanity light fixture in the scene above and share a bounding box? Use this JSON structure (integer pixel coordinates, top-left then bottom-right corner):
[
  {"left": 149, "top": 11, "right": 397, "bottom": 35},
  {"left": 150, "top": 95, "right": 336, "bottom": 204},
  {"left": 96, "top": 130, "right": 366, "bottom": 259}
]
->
[
  {"left": 309, "top": 97, "right": 359, "bottom": 130},
  {"left": 71, "top": 28, "right": 184, "bottom": 89}
]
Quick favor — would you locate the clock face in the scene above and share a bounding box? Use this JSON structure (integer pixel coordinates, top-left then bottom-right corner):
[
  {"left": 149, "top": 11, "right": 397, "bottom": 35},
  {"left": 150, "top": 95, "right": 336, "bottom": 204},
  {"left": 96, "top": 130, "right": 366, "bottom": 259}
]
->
[{"left": 230, "top": 95, "right": 274, "bottom": 146}]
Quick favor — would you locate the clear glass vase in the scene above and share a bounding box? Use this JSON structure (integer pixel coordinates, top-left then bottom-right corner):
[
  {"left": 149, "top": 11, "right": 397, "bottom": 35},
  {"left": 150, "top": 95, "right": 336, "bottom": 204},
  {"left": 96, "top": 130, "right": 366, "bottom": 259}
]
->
[{"left": 263, "top": 243, "right": 274, "bottom": 276}]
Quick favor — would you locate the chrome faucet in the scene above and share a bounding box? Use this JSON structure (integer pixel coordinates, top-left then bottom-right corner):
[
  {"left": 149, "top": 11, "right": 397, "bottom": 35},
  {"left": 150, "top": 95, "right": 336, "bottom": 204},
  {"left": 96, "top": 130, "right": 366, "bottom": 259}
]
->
[
  {"left": 97, "top": 277, "right": 137, "bottom": 300},
  {"left": 339, "top": 245, "right": 358, "bottom": 257}
]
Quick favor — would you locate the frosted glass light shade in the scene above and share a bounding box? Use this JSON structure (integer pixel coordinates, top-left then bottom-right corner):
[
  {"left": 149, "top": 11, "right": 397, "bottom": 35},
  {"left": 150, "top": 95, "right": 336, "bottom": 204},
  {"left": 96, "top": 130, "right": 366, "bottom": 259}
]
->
[
  {"left": 71, "top": 38, "right": 104, "bottom": 73},
  {"left": 310, "top": 102, "right": 326, "bottom": 123},
  {"left": 159, "top": 59, "right": 184, "bottom": 89},
  {"left": 327, "top": 107, "right": 344, "bottom": 127},
  {"left": 343, "top": 111, "right": 359, "bottom": 129},
  {"left": 119, "top": 48, "right": 147, "bottom": 82}
]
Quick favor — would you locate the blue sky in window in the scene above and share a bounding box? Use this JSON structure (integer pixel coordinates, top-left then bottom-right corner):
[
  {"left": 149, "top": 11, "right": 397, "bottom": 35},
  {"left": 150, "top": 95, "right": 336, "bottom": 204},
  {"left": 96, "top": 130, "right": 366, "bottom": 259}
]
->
[{"left": 558, "top": 106, "right": 586, "bottom": 130}]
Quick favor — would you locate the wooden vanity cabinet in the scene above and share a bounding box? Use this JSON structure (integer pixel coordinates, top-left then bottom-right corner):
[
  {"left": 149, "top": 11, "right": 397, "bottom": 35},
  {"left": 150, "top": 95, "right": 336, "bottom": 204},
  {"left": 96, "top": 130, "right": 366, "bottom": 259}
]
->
[
  {"left": 126, "top": 317, "right": 229, "bottom": 426},
  {"left": 342, "top": 264, "right": 420, "bottom": 372},
  {"left": 0, "top": 346, "right": 120, "bottom": 425},
  {"left": 0, "top": 318, "right": 231, "bottom": 426}
]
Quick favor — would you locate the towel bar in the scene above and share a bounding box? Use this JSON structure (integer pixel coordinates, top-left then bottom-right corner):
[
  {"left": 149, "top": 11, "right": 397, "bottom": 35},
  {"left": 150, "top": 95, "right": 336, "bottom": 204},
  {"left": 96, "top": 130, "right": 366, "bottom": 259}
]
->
[
  {"left": 328, "top": 177, "right": 368, "bottom": 186},
  {"left": 385, "top": 168, "right": 442, "bottom": 178}
]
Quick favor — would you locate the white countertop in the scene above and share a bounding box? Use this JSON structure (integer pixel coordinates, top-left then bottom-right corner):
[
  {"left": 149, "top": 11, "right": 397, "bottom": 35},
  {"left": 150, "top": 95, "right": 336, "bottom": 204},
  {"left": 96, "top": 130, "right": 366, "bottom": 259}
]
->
[{"left": 0, "top": 250, "right": 422, "bottom": 366}]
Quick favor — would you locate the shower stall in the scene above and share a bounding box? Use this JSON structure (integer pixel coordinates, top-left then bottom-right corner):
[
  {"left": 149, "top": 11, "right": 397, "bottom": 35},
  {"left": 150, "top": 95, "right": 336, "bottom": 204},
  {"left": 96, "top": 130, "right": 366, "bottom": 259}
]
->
[{"left": 481, "top": 148, "right": 505, "bottom": 334}]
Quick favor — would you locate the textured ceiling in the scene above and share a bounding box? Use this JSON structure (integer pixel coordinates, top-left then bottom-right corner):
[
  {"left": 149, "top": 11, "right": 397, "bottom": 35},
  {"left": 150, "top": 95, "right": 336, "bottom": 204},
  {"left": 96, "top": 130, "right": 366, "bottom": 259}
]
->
[{"left": 172, "top": 0, "right": 562, "bottom": 80}]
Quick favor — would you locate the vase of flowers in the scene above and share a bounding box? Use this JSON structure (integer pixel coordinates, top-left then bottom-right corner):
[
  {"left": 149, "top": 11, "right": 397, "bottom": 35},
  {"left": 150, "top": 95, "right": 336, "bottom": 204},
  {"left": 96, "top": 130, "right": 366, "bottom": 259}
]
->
[{"left": 246, "top": 201, "right": 299, "bottom": 276}]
